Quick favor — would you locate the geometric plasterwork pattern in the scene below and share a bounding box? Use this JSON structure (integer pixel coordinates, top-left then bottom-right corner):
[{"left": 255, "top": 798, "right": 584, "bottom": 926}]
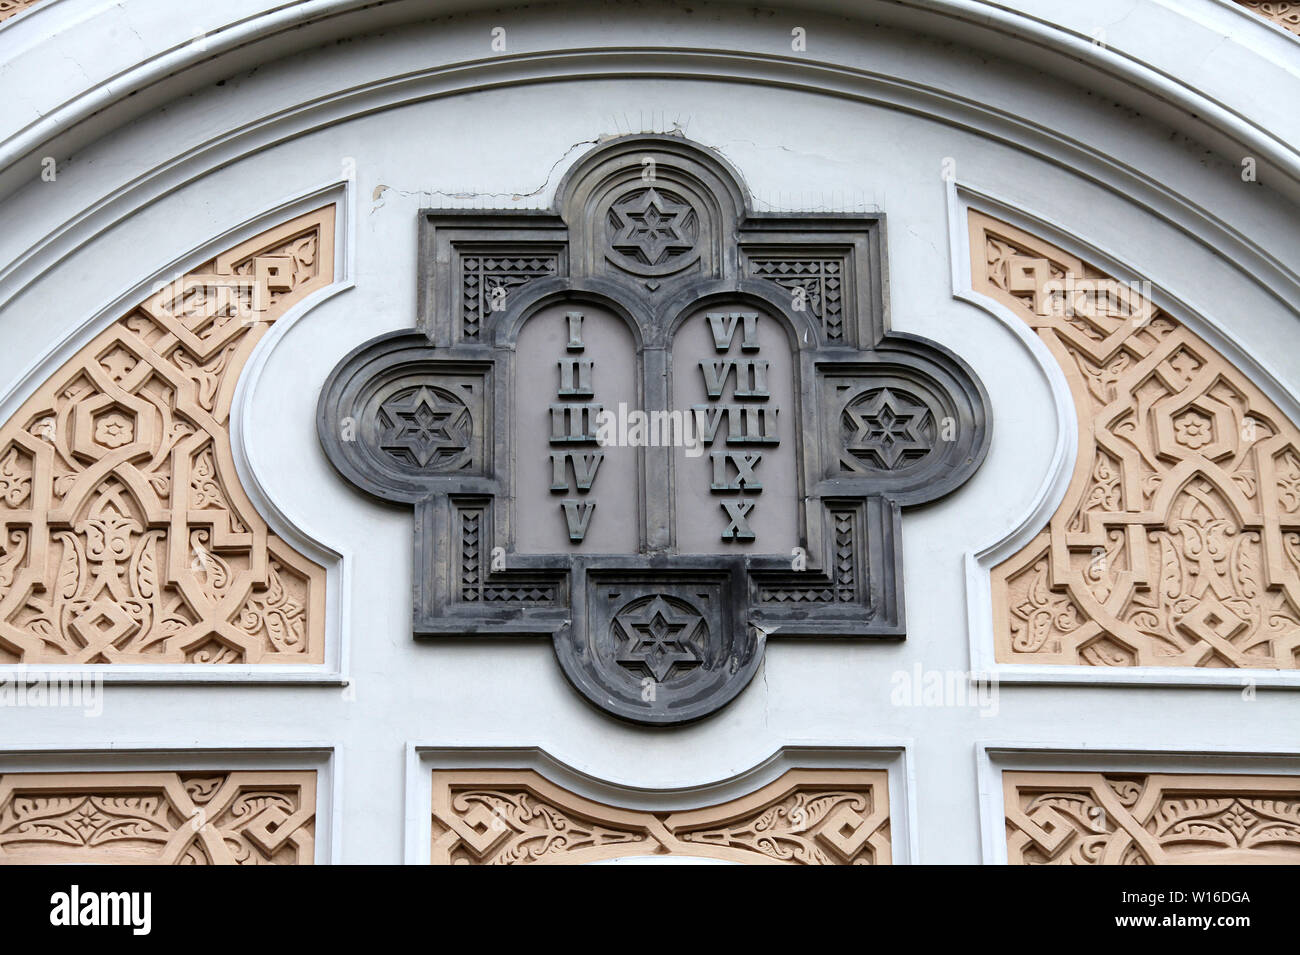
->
[
  {"left": 1236, "top": 1, "right": 1300, "bottom": 36},
  {"left": 973, "top": 211, "right": 1300, "bottom": 670},
  {"left": 430, "top": 769, "right": 890, "bottom": 865},
  {"left": 0, "top": 209, "right": 332, "bottom": 663},
  {"left": 0, "top": 770, "right": 316, "bottom": 864},
  {"left": 0, "top": 1, "right": 42, "bottom": 25},
  {"left": 1005, "top": 771, "right": 1300, "bottom": 865}
]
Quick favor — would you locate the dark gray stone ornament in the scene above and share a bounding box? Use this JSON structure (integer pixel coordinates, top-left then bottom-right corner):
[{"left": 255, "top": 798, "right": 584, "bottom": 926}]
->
[{"left": 318, "top": 135, "right": 991, "bottom": 725}]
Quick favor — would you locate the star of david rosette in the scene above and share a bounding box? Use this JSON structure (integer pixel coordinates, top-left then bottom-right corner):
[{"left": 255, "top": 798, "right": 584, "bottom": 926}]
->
[{"left": 318, "top": 134, "right": 991, "bottom": 725}]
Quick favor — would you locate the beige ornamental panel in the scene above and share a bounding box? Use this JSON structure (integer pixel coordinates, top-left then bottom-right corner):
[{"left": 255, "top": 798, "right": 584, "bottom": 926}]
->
[
  {"left": 0, "top": 770, "right": 316, "bottom": 864},
  {"left": 974, "top": 211, "right": 1300, "bottom": 671},
  {"left": 431, "top": 769, "right": 891, "bottom": 865},
  {"left": 0, "top": 209, "right": 333, "bottom": 664},
  {"left": 0, "top": 1, "right": 42, "bottom": 24},
  {"left": 1237, "top": 2, "right": 1300, "bottom": 36},
  {"left": 1004, "top": 770, "right": 1300, "bottom": 864}
]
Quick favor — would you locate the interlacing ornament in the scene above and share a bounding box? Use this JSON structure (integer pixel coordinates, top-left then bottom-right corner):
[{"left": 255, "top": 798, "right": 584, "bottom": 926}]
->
[
  {"left": 0, "top": 770, "right": 315, "bottom": 864},
  {"left": 1005, "top": 771, "right": 1300, "bottom": 864},
  {"left": 607, "top": 187, "right": 698, "bottom": 267},
  {"left": 431, "top": 769, "right": 890, "bottom": 865},
  {"left": 377, "top": 385, "right": 472, "bottom": 469},
  {"left": 0, "top": 209, "right": 333, "bottom": 663},
  {"left": 0, "top": 0, "right": 41, "bottom": 24},
  {"left": 612, "top": 593, "right": 706, "bottom": 682},
  {"left": 1237, "top": 1, "right": 1300, "bottom": 36},
  {"left": 973, "top": 211, "right": 1300, "bottom": 669},
  {"left": 841, "top": 387, "right": 936, "bottom": 471}
]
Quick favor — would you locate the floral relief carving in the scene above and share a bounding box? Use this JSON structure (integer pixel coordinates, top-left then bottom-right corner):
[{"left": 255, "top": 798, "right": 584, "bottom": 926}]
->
[
  {"left": 0, "top": 0, "right": 41, "bottom": 24},
  {"left": 0, "top": 770, "right": 316, "bottom": 864},
  {"left": 1236, "top": 1, "right": 1300, "bottom": 36},
  {"left": 1005, "top": 771, "right": 1300, "bottom": 864},
  {"left": 0, "top": 209, "right": 333, "bottom": 664},
  {"left": 431, "top": 769, "right": 890, "bottom": 865},
  {"left": 974, "top": 211, "right": 1300, "bottom": 669}
]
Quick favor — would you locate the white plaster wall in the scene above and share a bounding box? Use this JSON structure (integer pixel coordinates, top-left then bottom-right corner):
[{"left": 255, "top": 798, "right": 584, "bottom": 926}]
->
[{"left": 0, "top": 2, "right": 1298, "bottom": 863}]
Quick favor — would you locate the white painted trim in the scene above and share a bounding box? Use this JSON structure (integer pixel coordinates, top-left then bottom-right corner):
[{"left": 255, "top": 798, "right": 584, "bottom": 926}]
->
[
  {"left": 951, "top": 181, "right": 1300, "bottom": 690},
  {"left": 4, "top": 26, "right": 1300, "bottom": 346},
  {"left": 0, "top": 182, "right": 354, "bottom": 684},
  {"left": 0, "top": 0, "right": 81, "bottom": 38},
  {"left": 403, "top": 742, "right": 915, "bottom": 865},
  {"left": 1173, "top": 0, "right": 1300, "bottom": 60},
  {"left": 0, "top": 742, "right": 340, "bottom": 864},
  {"left": 4, "top": 0, "right": 1299, "bottom": 190},
  {"left": 946, "top": 178, "right": 1079, "bottom": 686},
  {"left": 228, "top": 177, "right": 357, "bottom": 685},
  {"left": 976, "top": 741, "right": 1300, "bottom": 864},
  {"left": 0, "top": 0, "right": 380, "bottom": 166}
]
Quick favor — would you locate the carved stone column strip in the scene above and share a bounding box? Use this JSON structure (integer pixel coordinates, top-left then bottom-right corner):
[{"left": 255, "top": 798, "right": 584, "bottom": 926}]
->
[
  {"left": 0, "top": 770, "right": 316, "bottom": 864},
  {"left": 430, "top": 768, "right": 890, "bottom": 864},
  {"left": 1004, "top": 770, "right": 1300, "bottom": 864},
  {"left": 1236, "top": 2, "right": 1300, "bottom": 36},
  {"left": 0, "top": 208, "right": 333, "bottom": 663},
  {"left": 973, "top": 210, "right": 1300, "bottom": 670}
]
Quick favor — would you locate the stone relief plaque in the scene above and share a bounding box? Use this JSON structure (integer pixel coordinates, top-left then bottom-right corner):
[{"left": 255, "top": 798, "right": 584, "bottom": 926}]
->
[{"left": 319, "top": 135, "right": 990, "bottom": 724}]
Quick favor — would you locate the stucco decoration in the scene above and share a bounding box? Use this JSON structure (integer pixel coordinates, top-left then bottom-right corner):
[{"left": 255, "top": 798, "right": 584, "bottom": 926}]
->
[
  {"left": 1005, "top": 770, "right": 1300, "bottom": 864},
  {"left": 1237, "top": 1, "right": 1300, "bottom": 36},
  {"left": 430, "top": 768, "right": 890, "bottom": 864},
  {"left": 0, "top": 209, "right": 332, "bottom": 664},
  {"left": 320, "top": 134, "right": 990, "bottom": 725},
  {"left": 0, "top": 770, "right": 316, "bottom": 864},
  {"left": 0, "top": 0, "right": 41, "bottom": 24},
  {"left": 975, "top": 211, "right": 1300, "bottom": 670}
]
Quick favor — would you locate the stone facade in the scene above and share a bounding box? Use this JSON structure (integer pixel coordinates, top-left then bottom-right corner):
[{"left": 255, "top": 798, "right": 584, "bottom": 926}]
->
[{"left": 0, "top": 0, "right": 1297, "bottom": 865}]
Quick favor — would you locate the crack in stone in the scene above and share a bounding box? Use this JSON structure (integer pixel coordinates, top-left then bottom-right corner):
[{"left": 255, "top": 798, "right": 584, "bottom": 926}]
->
[{"left": 369, "top": 136, "right": 603, "bottom": 213}]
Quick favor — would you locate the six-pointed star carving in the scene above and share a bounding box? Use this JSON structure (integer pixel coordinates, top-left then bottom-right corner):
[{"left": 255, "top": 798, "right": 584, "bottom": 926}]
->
[
  {"left": 380, "top": 386, "right": 470, "bottom": 468},
  {"left": 610, "top": 188, "right": 694, "bottom": 265},
  {"left": 844, "top": 389, "right": 930, "bottom": 469},
  {"left": 615, "top": 595, "right": 703, "bottom": 682}
]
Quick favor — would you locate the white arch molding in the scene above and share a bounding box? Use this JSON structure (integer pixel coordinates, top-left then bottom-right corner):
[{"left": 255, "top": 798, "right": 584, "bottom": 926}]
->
[
  {"left": 0, "top": 5, "right": 1295, "bottom": 684},
  {"left": 0, "top": 0, "right": 1297, "bottom": 864},
  {"left": 0, "top": 0, "right": 1298, "bottom": 322}
]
